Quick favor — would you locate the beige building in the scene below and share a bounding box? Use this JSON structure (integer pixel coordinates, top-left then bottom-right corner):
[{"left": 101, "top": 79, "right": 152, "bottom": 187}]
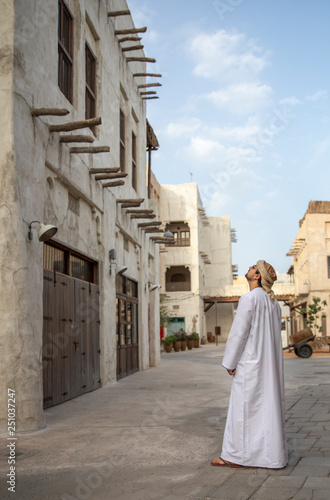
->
[
  {"left": 159, "top": 183, "right": 234, "bottom": 341},
  {"left": 287, "top": 201, "right": 330, "bottom": 336},
  {"left": 0, "top": 0, "right": 163, "bottom": 434}
]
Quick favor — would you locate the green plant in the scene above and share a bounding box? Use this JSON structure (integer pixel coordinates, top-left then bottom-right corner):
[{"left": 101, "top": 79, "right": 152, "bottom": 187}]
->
[
  {"left": 192, "top": 332, "right": 199, "bottom": 340},
  {"left": 160, "top": 297, "right": 171, "bottom": 327},
  {"left": 299, "top": 297, "right": 327, "bottom": 334},
  {"left": 162, "top": 335, "right": 177, "bottom": 345}
]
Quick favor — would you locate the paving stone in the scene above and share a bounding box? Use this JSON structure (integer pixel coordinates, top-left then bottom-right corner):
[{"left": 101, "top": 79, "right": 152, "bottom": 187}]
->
[
  {"left": 312, "top": 490, "right": 330, "bottom": 500},
  {"left": 207, "top": 485, "right": 257, "bottom": 499},
  {"left": 263, "top": 475, "right": 307, "bottom": 488},
  {"left": 291, "top": 488, "right": 313, "bottom": 500},
  {"left": 290, "top": 465, "right": 330, "bottom": 477},
  {"left": 249, "top": 486, "right": 301, "bottom": 499},
  {"left": 304, "top": 477, "right": 330, "bottom": 488},
  {"left": 300, "top": 457, "right": 330, "bottom": 466}
]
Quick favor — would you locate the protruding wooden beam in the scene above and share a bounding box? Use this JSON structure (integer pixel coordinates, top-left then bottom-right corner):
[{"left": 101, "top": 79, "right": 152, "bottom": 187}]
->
[
  {"left": 90, "top": 168, "right": 120, "bottom": 174},
  {"left": 102, "top": 180, "right": 125, "bottom": 188},
  {"left": 70, "top": 146, "right": 110, "bottom": 154},
  {"left": 49, "top": 116, "right": 102, "bottom": 132},
  {"left": 144, "top": 228, "right": 164, "bottom": 233},
  {"left": 126, "top": 209, "right": 154, "bottom": 214},
  {"left": 122, "top": 45, "right": 144, "bottom": 52},
  {"left": 140, "top": 91, "right": 157, "bottom": 95},
  {"left": 121, "top": 203, "right": 141, "bottom": 208},
  {"left": 138, "top": 221, "right": 162, "bottom": 227},
  {"left": 32, "top": 107, "right": 70, "bottom": 116},
  {"left": 118, "top": 37, "right": 142, "bottom": 43},
  {"left": 115, "top": 27, "right": 147, "bottom": 35},
  {"left": 116, "top": 198, "right": 144, "bottom": 204},
  {"left": 138, "top": 83, "right": 162, "bottom": 89},
  {"left": 126, "top": 57, "right": 156, "bottom": 63},
  {"left": 142, "top": 97, "right": 159, "bottom": 100},
  {"left": 130, "top": 214, "right": 156, "bottom": 219},
  {"left": 94, "top": 172, "right": 127, "bottom": 181},
  {"left": 133, "top": 73, "right": 162, "bottom": 78},
  {"left": 108, "top": 10, "right": 131, "bottom": 17},
  {"left": 60, "top": 135, "right": 95, "bottom": 143}
]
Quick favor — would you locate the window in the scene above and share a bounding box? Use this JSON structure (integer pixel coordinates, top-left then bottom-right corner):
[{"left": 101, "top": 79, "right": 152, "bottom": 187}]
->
[
  {"left": 165, "top": 266, "right": 191, "bottom": 292},
  {"left": 43, "top": 242, "right": 97, "bottom": 283},
  {"left": 165, "top": 223, "right": 190, "bottom": 246},
  {"left": 328, "top": 257, "right": 330, "bottom": 278},
  {"left": 58, "top": 0, "right": 73, "bottom": 102},
  {"left": 120, "top": 110, "right": 126, "bottom": 172},
  {"left": 132, "top": 132, "right": 137, "bottom": 190},
  {"left": 85, "top": 44, "right": 96, "bottom": 121}
]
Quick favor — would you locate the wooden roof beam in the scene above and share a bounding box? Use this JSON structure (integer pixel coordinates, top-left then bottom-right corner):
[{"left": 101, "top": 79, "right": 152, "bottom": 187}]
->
[
  {"left": 130, "top": 214, "right": 156, "bottom": 219},
  {"left": 118, "top": 37, "right": 142, "bottom": 43},
  {"left": 140, "top": 91, "right": 157, "bottom": 96},
  {"left": 133, "top": 73, "right": 162, "bottom": 78},
  {"left": 142, "top": 97, "right": 159, "bottom": 100},
  {"left": 138, "top": 83, "right": 162, "bottom": 89},
  {"left": 94, "top": 173, "right": 127, "bottom": 181},
  {"left": 138, "top": 221, "right": 162, "bottom": 227},
  {"left": 116, "top": 198, "right": 144, "bottom": 204},
  {"left": 125, "top": 209, "right": 154, "bottom": 214},
  {"left": 126, "top": 57, "right": 156, "bottom": 63},
  {"left": 102, "top": 180, "right": 125, "bottom": 188},
  {"left": 49, "top": 116, "right": 101, "bottom": 133},
  {"left": 115, "top": 27, "right": 147, "bottom": 35},
  {"left": 89, "top": 168, "right": 120, "bottom": 174},
  {"left": 108, "top": 10, "right": 131, "bottom": 17},
  {"left": 60, "top": 135, "right": 94, "bottom": 143},
  {"left": 70, "top": 146, "right": 110, "bottom": 154},
  {"left": 122, "top": 45, "right": 144, "bottom": 52},
  {"left": 32, "top": 107, "right": 69, "bottom": 116}
]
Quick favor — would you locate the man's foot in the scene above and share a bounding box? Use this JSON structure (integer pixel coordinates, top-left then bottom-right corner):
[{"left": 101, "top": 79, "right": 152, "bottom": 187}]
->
[{"left": 210, "top": 457, "right": 243, "bottom": 468}]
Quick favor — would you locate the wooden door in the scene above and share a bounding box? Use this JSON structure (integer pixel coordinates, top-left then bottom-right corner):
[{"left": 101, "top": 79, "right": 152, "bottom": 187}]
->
[{"left": 43, "top": 270, "right": 100, "bottom": 408}]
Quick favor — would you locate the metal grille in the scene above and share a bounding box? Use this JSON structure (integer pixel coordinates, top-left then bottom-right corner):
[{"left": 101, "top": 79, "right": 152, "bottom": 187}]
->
[
  {"left": 43, "top": 244, "right": 66, "bottom": 273},
  {"left": 68, "top": 193, "right": 80, "bottom": 215},
  {"left": 70, "top": 255, "right": 94, "bottom": 282}
]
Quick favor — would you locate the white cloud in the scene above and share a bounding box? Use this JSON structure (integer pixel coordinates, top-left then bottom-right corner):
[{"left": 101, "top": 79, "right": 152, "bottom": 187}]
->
[
  {"left": 279, "top": 96, "right": 301, "bottom": 106},
  {"left": 187, "top": 30, "right": 268, "bottom": 82},
  {"left": 205, "top": 82, "right": 273, "bottom": 115},
  {"left": 307, "top": 90, "right": 328, "bottom": 101},
  {"left": 164, "top": 117, "right": 202, "bottom": 138}
]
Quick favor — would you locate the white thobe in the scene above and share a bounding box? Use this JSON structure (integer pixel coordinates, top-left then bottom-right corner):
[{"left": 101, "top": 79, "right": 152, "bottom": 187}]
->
[{"left": 221, "top": 287, "right": 288, "bottom": 468}]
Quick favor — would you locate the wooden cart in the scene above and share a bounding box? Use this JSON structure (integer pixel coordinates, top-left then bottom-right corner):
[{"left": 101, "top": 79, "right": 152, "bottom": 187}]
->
[{"left": 283, "top": 329, "right": 315, "bottom": 358}]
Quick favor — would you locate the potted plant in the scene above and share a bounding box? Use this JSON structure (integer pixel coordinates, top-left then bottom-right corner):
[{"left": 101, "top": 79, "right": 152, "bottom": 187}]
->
[
  {"left": 192, "top": 332, "right": 200, "bottom": 348},
  {"left": 173, "top": 332, "right": 182, "bottom": 352},
  {"left": 187, "top": 334, "right": 194, "bottom": 350},
  {"left": 162, "top": 335, "right": 176, "bottom": 353},
  {"left": 180, "top": 332, "right": 188, "bottom": 351}
]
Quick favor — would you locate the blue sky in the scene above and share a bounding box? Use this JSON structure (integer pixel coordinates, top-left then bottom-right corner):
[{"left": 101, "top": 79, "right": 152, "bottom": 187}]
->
[{"left": 128, "top": 0, "right": 330, "bottom": 275}]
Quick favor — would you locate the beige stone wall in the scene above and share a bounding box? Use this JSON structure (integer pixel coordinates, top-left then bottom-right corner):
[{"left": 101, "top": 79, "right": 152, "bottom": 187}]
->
[
  {"left": 159, "top": 183, "right": 234, "bottom": 339},
  {"left": 0, "top": 0, "right": 160, "bottom": 434},
  {"left": 290, "top": 206, "right": 330, "bottom": 335}
]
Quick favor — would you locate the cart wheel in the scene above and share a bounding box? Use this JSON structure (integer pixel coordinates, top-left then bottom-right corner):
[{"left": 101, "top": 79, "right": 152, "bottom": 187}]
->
[
  {"left": 294, "top": 347, "right": 299, "bottom": 356},
  {"left": 297, "top": 344, "right": 313, "bottom": 358}
]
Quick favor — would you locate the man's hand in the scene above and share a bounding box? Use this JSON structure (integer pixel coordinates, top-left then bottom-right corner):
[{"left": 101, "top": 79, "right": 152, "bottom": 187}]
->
[{"left": 227, "top": 369, "right": 236, "bottom": 376}]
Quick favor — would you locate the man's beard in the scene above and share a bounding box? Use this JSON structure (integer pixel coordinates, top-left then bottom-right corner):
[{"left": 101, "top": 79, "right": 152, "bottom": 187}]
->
[{"left": 245, "top": 272, "right": 252, "bottom": 281}]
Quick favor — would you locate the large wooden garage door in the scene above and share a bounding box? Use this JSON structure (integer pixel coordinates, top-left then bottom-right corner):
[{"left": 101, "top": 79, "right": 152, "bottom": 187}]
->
[{"left": 42, "top": 244, "right": 100, "bottom": 408}]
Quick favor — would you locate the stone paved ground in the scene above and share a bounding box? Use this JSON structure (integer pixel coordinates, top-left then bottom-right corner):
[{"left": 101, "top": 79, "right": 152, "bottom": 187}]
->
[{"left": 0, "top": 345, "right": 330, "bottom": 500}]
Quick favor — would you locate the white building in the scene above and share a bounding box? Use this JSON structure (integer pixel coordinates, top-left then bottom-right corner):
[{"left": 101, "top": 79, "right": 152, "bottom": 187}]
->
[
  {"left": 158, "top": 183, "right": 234, "bottom": 341},
  {"left": 0, "top": 0, "right": 163, "bottom": 434}
]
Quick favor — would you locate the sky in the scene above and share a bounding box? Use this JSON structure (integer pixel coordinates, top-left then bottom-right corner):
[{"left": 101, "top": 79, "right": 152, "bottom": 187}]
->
[{"left": 128, "top": 0, "right": 330, "bottom": 275}]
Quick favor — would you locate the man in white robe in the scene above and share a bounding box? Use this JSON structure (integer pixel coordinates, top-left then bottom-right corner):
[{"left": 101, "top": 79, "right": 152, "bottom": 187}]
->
[{"left": 211, "top": 260, "right": 288, "bottom": 468}]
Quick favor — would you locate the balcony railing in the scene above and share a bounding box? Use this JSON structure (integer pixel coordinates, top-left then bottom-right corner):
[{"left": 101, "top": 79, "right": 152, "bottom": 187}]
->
[
  {"left": 165, "top": 238, "right": 190, "bottom": 247},
  {"left": 165, "top": 282, "right": 191, "bottom": 292}
]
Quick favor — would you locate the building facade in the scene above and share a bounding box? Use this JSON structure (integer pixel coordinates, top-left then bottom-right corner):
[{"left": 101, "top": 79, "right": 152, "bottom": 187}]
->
[
  {"left": 159, "top": 183, "right": 234, "bottom": 341},
  {"left": 0, "top": 0, "right": 162, "bottom": 434},
  {"left": 287, "top": 201, "right": 330, "bottom": 336}
]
